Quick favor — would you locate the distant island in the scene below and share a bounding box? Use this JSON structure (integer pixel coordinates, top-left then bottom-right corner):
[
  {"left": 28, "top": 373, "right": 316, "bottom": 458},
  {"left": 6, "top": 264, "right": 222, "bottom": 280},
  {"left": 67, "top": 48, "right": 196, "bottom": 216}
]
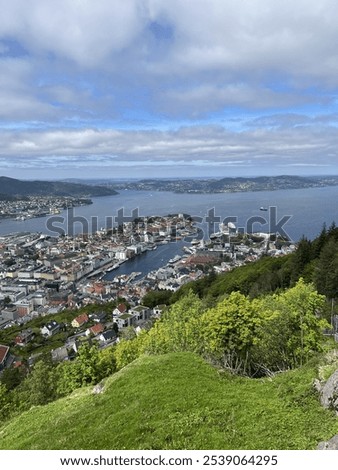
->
[
  {"left": 108, "top": 175, "right": 338, "bottom": 194},
  {"left": 0, "top": 176, "right": 118, "bottom": 200}
]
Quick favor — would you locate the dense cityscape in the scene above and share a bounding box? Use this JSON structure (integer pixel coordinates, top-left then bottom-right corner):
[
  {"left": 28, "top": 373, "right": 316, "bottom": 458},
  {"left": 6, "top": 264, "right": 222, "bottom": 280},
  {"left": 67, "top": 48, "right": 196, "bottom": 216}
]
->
[{"left": 0, "top": 211, "right": 295, "bottom": 370}]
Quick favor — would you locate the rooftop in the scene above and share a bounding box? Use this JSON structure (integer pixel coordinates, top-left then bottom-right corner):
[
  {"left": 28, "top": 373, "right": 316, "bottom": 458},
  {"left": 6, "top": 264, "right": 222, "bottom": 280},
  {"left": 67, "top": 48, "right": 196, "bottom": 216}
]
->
[{"left": 0, "top": 344, "right": 9, "bottom": 364}]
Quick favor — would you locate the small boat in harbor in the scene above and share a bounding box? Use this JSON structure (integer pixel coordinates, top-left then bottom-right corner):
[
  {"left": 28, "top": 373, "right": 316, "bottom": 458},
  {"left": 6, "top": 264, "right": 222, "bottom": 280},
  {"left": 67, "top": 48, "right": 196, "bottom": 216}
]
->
[{"left": 260, "top": 207, "right": 268, "bottom": 211}]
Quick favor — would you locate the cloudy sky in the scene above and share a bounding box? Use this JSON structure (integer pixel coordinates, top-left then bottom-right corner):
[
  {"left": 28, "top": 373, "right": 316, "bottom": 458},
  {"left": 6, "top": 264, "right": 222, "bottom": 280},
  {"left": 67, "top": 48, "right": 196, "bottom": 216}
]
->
[{"left": 1, "top": 0, "right": 338, "bottom": 180}]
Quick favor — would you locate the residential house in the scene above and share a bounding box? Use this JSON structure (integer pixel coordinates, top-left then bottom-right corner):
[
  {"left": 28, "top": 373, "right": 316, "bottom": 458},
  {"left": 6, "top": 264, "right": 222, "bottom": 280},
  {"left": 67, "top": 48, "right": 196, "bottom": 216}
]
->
[
  {"left": 0, "top": 344, "right": 9, "bottom": 371},
  {"left": 51, "top": 346, "right": 69, "bottom": 362},
  {"left": 116, "top": 313, "right": 135, "bottom": 329},
  {"left": 99, "top": 329, "right": 117, "bottom": 343},
  {"left": 89, "top": 311, "right": 107, "bottom": 323},
  {"left": 40, "top": 320, "right": 61, "bottom": 337},
  {"left": 15, "top": 328, "right": 35, "bottom": 346},
  {"left": 86, "top": 323, "right": 104, "bottom": 337},
  {"left": 71, "top": 313, "right": 89, "bottom": 328},
  {"left": 113, "top": 303, "right": 127, "bottom": 317},
  {"left": 129, "top": 305, "right": 151, "bottom": 322}
]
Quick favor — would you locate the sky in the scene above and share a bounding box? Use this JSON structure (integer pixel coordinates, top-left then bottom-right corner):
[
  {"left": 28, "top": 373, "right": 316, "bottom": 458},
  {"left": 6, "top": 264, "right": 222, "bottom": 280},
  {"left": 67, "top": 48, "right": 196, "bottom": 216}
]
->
[{"left": 1, "top": 0, "right": 338, "bottom": 180}]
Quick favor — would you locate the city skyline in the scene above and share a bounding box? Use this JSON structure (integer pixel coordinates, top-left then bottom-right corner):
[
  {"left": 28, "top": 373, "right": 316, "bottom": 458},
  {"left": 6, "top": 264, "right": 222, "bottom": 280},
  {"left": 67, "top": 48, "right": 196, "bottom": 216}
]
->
[{"left": 1, "top": 1, "right": 338, "bottom": 179}]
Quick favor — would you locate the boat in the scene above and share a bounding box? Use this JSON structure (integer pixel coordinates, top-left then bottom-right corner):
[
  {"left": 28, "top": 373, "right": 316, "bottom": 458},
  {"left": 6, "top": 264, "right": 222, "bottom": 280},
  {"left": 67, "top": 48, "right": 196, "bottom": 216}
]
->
[
  {"left": 260, "top": 207, "right": 268, "bottom": 211},
  {"left": 168, "top": 255, "right": 182, "bottom": 264}
]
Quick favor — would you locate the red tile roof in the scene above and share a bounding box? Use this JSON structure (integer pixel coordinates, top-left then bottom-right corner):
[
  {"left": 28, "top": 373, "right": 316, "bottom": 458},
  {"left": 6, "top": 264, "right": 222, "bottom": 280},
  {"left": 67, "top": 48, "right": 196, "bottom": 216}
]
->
[
  {"left": 116, "top": 303, "right": 127, "bottom": 313},
  {"left": 89, "top": 323, "right": 104, "bottom": 336},
  {"left": 73, "top": 313, "right": 89, "bottom": 326}
]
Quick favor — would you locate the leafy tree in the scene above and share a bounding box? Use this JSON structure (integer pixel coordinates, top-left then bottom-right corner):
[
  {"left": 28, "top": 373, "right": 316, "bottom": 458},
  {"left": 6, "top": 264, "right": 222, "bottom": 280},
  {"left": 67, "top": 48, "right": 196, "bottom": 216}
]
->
[
  {"left": 200, "top": 291, "right": 260, "bottom": 374},
  {"left": 279, "top": 278, "right": 328, "bottom": 366},
  {"left": 0, "top": 366, "right": 26, "bottom": 391},
  {"left": 252, "top": 279, "right": 328, "bottom": 372},
  {"left": 142, "top": 290, "right": 173, "bottom": 308},
  {"left": 56, "top": 344, "right": 99, "bottom": 396},
  {"left": 114, "top": 336, "right": 143, "bottom": 370},
  {"left": 142, "top": 291, "right": 204, "bottom": 356},
  {"left": 57, "top": 344, "right": 117, "bottom": 396},
  {"left": 17, "top": 360, "right": 57, "bottom": 406},
  {"left": 97, "top": 346, "right": 116, "bottom": 378}
]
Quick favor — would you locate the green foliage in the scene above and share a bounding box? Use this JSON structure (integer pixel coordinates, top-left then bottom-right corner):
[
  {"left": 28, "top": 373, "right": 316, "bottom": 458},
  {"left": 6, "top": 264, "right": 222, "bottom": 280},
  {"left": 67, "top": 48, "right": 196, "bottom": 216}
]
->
[
  {"left": 114, "top": 281, "right": 328, "bottom": 377},
  {"left": 16, "top": 360, "right": 57, "bottom": 407},
  {"left": 201, "top": 292, "right": 260, "bottom": 374},
  {"left": 120, "top": 326, "right": 137, "bottom": 341},
  {"left": 141, "top": 291, "right": 204, "bottom": 356},
  {"left": 56, "top": 343, "right": 112, "bottom": 396},
  {"left": 174, "top": 255, "right": 292, "bottom": 301},
  {"left": 290, "top": 237, "right": 314, "bottom": 283},
  {"left": 142, "top": 290, "right": 173, "bottom": 308},
  {"left": 114, "top": 335, "right": 144, "bottom": 370},
  {"left": 251, "top": 279, "right": 328, "bottom": 373},
  {"left": 0, "top": 366, "right": 26, "bottom": 391},
  {"left": 0, "top": 383, "right": 11, "bottom": 421},
  {"left": 313, "top": 240, "right": 338, "bottom": 299}
]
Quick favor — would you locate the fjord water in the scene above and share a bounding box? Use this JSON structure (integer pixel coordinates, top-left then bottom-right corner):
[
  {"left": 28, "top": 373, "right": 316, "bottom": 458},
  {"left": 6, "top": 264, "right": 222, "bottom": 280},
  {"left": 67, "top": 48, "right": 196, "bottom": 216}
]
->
[{"left": 0, "top": 186, "right": 337, "bottom": 242}]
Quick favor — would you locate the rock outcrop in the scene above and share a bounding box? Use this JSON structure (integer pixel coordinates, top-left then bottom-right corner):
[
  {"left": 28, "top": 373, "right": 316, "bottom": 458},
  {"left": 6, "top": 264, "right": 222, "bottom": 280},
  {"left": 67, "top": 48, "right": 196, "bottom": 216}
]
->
[
  {"left": 318, "top": 435, "right": 338, "bottom": 450},
  {"left": 319, "top": 370, "right": 338, "bottom": 412}
]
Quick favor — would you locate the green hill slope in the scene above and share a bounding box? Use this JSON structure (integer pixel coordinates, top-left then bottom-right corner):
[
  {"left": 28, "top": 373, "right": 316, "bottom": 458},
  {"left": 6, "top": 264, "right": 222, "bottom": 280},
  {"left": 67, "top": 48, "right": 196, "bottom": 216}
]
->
[{"left": 0, "top": 353, "right": 337, "bottom": 450}]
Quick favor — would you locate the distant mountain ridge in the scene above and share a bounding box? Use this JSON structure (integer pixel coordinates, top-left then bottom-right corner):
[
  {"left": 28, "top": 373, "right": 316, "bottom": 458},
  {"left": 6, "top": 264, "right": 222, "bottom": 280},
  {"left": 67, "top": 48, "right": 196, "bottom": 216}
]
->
[
  {"left": 0, "top": 176, "right": 118, "bottom": 198},
  {"left": 110, "top": 174, "right": 338, "bottom": 193}
]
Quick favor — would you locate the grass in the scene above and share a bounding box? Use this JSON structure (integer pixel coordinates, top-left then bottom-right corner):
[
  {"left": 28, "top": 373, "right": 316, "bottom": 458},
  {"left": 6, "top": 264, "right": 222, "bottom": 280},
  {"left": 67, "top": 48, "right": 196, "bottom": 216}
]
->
[{"left": 0, "top": 352, "right": 338, "bottom": 449}]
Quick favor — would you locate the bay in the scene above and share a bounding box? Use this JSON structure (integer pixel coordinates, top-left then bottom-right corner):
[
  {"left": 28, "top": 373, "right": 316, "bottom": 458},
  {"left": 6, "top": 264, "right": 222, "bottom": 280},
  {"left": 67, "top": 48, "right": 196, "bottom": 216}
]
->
[
  {"left": 0, "top": 186, "right": 337, "bottom": 242},
  {"left": 103, "top": 240, "right": 187, "bottom": 281}
]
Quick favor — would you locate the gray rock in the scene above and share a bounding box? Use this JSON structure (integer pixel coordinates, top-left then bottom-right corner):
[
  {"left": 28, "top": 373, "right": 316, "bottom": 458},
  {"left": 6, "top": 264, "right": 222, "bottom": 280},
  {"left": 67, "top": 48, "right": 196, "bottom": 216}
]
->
[
  {"left": 317, "top": 435, "right": 338, "bottom": 450},
  {"left": 92, "top": 382, "right": 105, "bottom": 394},
  {"left": 320, "top": 370, "right": 338, "bottom": 411},
  {"left": 313, "top": 378, "right": 322, "bottom": 394}
]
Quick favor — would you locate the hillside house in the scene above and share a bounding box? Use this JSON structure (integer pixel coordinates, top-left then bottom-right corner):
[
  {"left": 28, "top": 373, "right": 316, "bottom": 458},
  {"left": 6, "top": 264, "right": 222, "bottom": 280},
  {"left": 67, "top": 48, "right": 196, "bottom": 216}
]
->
[
  {"left": 40, "top": 320, "right": 61, "bottom": 337},
  {"left": 71, "top": 313, "right": 89, "bottom": 328},
  {"left": 15, "top": 328, "right": 35, "bottom": 346},
  {"left": 89, "top": 311, "right": 107, "bottom": 323},
  {"left": 116, "top": 313, "right": 135, "bottom": 329},
  {"left": 113, "top": 303, "right": 127, "bottom": 317},
  {"left": 51, "top": 346, "right": 69, "bottom": 362},
  {"left": 86, "top": 323, "right": 104, "bottom": 337},
  {"left": 99, "top": 329, "right": 117, "bottom": 343},
  {"left": 129, "top": 305, "right": 151, "bottom": 321}
]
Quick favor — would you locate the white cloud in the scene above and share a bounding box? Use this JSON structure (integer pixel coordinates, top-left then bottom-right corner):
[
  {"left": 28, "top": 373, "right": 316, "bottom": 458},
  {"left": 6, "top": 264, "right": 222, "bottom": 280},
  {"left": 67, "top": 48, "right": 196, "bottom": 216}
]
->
[
  {"left": 0, "top": 0, "right": 146, "bottom": 67},
  {"left": 1, "top": 124, "right": 338, "bottom": 174},
  {"left": 0, "top": 0, "right": 338, "bottom": 176}
]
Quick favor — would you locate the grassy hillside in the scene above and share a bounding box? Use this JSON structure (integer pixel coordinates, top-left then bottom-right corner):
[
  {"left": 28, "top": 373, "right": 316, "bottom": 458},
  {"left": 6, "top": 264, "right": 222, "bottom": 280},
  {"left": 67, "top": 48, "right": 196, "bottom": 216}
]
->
[{"left": 0, "top": 352, "right": 337, "bottom": 450}]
